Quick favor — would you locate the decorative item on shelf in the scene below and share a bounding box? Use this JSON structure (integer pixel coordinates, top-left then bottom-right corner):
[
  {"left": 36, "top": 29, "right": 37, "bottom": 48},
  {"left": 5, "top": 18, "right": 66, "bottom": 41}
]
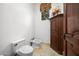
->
[
  {"left": 52, "top": 7, "right": 60, "bottom": 16},
  {"left": 40, "top": 3, "right": 51, "bottom": 20},
  {"left": 51, "top": 3, "right": 63, "bottom": 16}
]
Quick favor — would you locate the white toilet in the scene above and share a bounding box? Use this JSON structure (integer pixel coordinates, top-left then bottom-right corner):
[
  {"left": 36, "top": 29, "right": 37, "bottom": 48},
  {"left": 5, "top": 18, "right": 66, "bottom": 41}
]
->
[
  {"left": 12, "top": 39, "right": 33, "bottom": 56},
  {"left": 16, "top": 45, "right": 33, "bottom": 56}
]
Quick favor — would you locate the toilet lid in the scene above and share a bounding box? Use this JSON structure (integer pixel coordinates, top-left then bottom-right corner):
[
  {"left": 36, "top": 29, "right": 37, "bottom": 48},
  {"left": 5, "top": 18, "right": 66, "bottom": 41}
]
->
[{"left": 16, "top": 45, "right": 33, "bottom": 54}]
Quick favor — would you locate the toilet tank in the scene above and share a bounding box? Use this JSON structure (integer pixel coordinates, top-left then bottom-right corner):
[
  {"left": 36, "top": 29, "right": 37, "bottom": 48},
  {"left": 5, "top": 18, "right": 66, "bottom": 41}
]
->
[{"left": 11, "top": 38, "right": 29, "bottom": 53}]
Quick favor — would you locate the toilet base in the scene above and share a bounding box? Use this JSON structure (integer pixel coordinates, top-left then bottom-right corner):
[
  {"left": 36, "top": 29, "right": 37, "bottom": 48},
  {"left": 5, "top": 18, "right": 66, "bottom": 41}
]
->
[{"left": 15, "top": 52, "right": 33, "bottom": 56}]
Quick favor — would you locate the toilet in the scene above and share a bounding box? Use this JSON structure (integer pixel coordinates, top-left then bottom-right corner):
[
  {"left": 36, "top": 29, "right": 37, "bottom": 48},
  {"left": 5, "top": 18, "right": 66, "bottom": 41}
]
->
[
  {"left": 16, "top": 45, "right": 33, "bottom": 56},
  {"left": 12, "top": 38, "right": 33, "bottom": 56}
]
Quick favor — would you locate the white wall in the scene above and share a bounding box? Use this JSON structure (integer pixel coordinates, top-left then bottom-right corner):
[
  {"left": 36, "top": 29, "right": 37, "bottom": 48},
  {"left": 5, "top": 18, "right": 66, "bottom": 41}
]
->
[
  {"left": 0, "top": 3, "right": 33, "bottom": 55},
  {"left": 33, "top": 3, "right": 63, "bottom": 44},
  {"left": 33, "top": 4, "right": 50, "bottom": 43},
  {"left": 0, "top": 3, "right": 51, "bottom": 55}
]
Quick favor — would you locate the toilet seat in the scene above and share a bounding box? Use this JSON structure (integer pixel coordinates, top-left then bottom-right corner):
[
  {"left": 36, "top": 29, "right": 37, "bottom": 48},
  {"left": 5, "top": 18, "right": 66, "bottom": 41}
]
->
[{"left": 16, "top": 45, "right": 33, "bottom": 56}]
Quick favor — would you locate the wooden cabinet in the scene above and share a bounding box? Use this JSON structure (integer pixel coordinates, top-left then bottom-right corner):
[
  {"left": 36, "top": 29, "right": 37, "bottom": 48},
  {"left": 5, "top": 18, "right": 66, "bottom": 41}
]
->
[
  {"left": 64, "top": 3, "right": 79, "bottom": 56},
  {"left": 50, "top": 14, "right": 64, "bottom": 54}
]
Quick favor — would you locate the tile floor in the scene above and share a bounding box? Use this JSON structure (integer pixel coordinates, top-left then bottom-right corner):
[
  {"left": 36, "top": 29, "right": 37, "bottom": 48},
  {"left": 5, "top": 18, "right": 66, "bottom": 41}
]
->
[{"left": 33, "top": 43, "right": 62, "bottom": 56}]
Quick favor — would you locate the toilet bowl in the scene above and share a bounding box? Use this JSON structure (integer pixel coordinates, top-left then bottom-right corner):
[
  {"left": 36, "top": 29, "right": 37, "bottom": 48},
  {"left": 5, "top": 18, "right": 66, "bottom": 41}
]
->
[{"left": 16, "top": 45, "right": 33, "bottom": 56}]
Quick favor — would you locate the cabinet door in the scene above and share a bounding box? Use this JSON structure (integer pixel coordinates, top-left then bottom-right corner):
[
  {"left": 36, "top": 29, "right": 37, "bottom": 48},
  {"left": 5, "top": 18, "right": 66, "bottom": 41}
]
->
[
  {"left": 64, "top": 3, "right": 79, "bottom": 56},
  {"left": 51, "top": 19, "right": 59, "bottom": 51},
  {"left": 50, "top": 14, "right": 63, "bottom": 54},
  {"left": 58, "top": 15, "right": 64, "bottom": 53}
]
